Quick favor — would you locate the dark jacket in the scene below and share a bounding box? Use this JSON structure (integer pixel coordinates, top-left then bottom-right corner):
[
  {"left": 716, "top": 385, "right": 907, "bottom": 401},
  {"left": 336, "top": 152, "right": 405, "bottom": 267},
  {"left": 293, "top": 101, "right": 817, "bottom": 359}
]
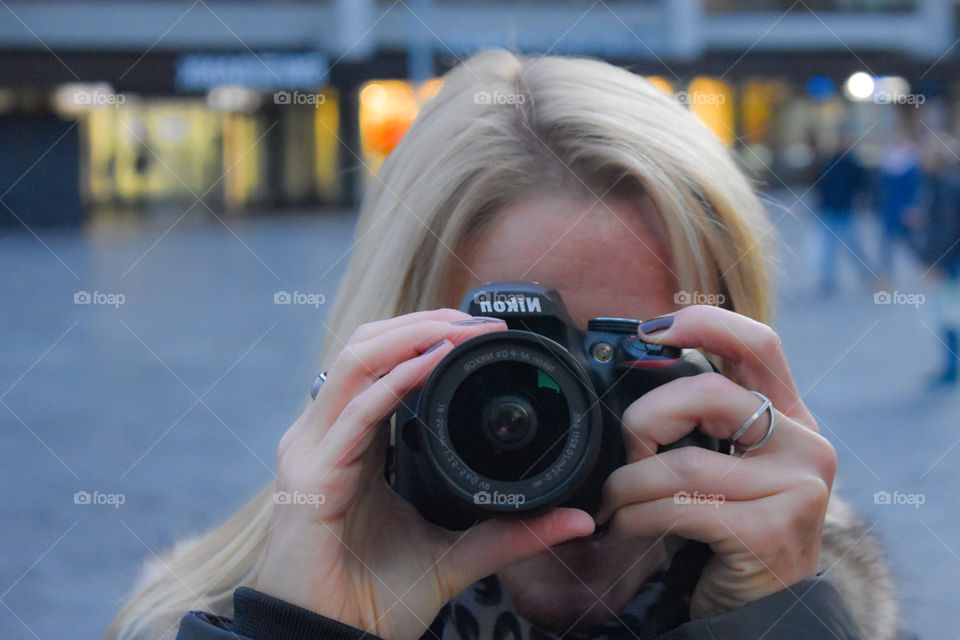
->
[
  {"left": 878, "top": 162, "right": 923, "bottom": 229},
  {"left": 914, "top": 164, "right": 960, "bottom": 275},
  {"left": 176, "top": 579, "right": 862, "bottom": 640},
  {"left": 175, "top": 543, "right": 865, "bottom": 640},
  {"left": 818, "top": 152, "right": 866, "bottom": 213}
]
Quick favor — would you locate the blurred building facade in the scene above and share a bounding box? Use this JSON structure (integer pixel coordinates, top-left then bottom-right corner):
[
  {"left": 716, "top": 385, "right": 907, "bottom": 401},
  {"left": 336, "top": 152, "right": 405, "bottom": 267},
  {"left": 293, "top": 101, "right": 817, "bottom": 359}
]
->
[{"left": 1, "top": 0, "right": 959, "bottom": 225}]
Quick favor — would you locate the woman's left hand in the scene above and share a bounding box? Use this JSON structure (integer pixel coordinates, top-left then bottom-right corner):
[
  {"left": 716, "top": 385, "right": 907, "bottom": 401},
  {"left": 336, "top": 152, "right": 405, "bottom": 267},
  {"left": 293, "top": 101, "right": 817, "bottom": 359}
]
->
[{"left": 595, "top": 305, "right": 837, "bottom": 620}]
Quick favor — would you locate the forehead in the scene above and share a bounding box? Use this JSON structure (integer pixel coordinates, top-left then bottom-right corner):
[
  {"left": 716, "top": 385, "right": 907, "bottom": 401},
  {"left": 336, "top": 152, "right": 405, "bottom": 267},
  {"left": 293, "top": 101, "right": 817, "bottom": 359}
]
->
[{"left": 448, "top": 194, "right": 678, "bottom": 327}]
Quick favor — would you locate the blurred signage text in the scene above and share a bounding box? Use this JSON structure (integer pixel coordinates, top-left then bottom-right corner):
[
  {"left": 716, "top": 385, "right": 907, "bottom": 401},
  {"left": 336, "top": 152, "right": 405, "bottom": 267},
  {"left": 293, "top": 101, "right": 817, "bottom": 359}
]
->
[{"left": 175, "top": 52, "right": 328, "bottom": 91}]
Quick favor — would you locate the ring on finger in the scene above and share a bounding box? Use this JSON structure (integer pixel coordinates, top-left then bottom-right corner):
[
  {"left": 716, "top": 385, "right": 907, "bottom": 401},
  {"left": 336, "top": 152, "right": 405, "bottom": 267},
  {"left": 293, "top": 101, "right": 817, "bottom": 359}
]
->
[
  {"left": 310, "top": 371, "right": 328, "bottom": 399},
  {"left": 732, "top": 390, "right": 776, "bottom": 453}
]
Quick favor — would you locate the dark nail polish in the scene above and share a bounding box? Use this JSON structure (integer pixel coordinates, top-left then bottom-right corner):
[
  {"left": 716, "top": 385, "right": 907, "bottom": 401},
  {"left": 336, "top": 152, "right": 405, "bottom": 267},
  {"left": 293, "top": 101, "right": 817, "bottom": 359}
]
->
[
  {"left": 423, "top": 340, "right": 447, "bottom": 355},
  {"left": 450, "top": 317, "right": 504, "bottom": 326},
  {"left": 639, "top": 316, "right": 674, "bottom": 335}
]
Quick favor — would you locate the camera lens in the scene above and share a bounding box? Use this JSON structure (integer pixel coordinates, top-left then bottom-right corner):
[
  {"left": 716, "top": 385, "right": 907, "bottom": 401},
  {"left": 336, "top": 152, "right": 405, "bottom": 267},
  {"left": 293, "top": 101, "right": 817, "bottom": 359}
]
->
[
  {"left": 448, "top": 362, "right": 568, "bottom": 481},
  {"left": 483, "top": 395, "right": 536, "bottom": 449},
  {"left": 414, "top": 330, "right": 604, "bottom": 516}
]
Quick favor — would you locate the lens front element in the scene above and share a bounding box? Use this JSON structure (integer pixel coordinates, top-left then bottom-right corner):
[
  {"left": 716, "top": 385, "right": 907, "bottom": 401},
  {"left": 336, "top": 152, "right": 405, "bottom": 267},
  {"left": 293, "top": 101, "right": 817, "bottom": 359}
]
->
[
  {"left": 416, "top": 330, "right": 602, "bottom": 516},
  {"left": 483, "top": 395, "right": 537, "bottom": 449}
]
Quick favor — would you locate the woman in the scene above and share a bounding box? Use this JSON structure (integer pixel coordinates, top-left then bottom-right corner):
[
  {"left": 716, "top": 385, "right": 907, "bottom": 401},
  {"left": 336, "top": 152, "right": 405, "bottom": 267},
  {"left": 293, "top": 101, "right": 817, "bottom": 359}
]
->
[{"left": 108, "top": 50, "right": 898, "bottom": 639}]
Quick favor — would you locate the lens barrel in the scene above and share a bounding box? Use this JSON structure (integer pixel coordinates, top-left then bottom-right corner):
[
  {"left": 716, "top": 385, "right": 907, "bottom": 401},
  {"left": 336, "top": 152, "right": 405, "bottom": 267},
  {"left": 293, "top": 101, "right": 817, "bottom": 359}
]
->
[{"left": 413, "top": 330, "right": 603, "bottom": 517}]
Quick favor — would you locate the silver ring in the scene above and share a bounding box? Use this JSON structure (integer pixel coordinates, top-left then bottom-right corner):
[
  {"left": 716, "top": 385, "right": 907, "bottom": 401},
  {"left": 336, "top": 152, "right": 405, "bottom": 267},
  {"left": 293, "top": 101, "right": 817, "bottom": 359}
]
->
[
  {"left": 732, "top": 390, "right": 776, "bottom": 453},
  {"left": 310, "top": 371, "right": 327, "bottom": 400}
]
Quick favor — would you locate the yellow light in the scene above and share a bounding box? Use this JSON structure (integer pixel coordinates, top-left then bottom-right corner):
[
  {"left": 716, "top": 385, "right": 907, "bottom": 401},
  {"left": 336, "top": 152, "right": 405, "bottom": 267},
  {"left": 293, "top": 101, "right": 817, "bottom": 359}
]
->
[
  {"left": 646, "top": 76, "right": 673, "bottom": 95},
  {"left": 687, "top": 77, "right": 734, "bottom": 147},
  {"left": 844, "top": 72, "right": 875, "bottom": 101},
  {"left": 314, "top": 89, "right": 340, "bottom": 201},
  {"left": 742, "top": 79, "right": 787, "bottom": 145}
]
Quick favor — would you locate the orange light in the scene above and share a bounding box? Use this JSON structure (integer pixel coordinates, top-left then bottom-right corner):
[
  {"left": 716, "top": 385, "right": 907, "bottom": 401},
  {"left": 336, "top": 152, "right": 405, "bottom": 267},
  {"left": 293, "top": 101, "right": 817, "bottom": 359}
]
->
[
  {"left": 646, "top": 76, "right": 673, "bottom": 95},
  {"left": 359, "top": 78, "right": 445, "bottom": 171}
]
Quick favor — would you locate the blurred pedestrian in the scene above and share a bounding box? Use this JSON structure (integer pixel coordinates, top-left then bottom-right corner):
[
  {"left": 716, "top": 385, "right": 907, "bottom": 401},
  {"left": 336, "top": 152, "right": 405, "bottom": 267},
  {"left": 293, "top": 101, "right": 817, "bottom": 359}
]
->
[
  {"left": 876, "top": 132, "right": 924, "bottom": 284},
  {"left": 815, "top": 137, "right": 875, "bottom": 295},
  {"left": 913, "top": 136, "right": 960, "bottom": 387}
]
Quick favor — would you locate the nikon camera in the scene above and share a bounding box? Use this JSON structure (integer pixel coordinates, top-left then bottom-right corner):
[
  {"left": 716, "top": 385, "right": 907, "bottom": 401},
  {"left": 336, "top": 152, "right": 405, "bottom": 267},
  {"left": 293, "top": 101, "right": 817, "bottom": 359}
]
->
[{"left": 390, "top": 281, "right": 718, "bottom": 530}]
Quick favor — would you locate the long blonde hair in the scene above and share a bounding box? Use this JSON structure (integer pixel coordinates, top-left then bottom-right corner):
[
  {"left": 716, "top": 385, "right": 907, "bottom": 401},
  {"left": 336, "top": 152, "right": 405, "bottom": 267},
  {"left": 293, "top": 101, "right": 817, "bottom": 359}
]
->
[{"left": 108, "top": 49, "right": 774, "bottom": 639}]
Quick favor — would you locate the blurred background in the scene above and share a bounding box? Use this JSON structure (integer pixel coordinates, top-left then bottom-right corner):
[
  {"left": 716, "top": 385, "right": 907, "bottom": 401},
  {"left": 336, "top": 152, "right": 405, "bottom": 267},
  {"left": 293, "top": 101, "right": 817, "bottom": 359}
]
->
[{"left": 2, "top": 1, "right": 959, "bottom": 638}]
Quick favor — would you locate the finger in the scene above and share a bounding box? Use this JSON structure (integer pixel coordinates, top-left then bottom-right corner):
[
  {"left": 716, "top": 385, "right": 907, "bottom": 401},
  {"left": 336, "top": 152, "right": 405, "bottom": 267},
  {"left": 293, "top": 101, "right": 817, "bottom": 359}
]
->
[
  {"left": 605, "top": 481, "right": 827, "bottom": 582},
  {"left": 322, "top": 317, "right": 506, "bottom": 397},
  {"left": 597, "top": 446, "right": 790, "bottom": 524},
  {"left": 316, "top": 339, "right": 457, "bottom": 468},
  {"left": 620, "top": 373, "right": 818, "bottom": 464},
  {"left": 637, "top": 306, "right": 809, "bottom": 423},
  {"left": 440, "top": 508, "right": 595, "bottom": 597},
  {"left": 312, "top": 317, "right": 507, "bottom": 438},
  {"left": 347, "top": 308, "right": 472, "bottom": 344}
]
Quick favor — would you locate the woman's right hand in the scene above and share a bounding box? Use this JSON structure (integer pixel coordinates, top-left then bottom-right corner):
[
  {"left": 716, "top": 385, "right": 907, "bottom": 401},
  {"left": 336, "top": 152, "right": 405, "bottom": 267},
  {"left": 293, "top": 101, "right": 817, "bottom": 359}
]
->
[{"left": 256, "top": 309, "right": 595, "bottom": 640}]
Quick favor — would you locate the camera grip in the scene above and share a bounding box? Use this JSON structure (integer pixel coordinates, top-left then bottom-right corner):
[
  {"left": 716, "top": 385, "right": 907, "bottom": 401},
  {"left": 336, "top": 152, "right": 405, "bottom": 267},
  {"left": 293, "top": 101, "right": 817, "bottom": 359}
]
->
[{"left": 615, "top": 346, "right": 722, "bottom": 454}]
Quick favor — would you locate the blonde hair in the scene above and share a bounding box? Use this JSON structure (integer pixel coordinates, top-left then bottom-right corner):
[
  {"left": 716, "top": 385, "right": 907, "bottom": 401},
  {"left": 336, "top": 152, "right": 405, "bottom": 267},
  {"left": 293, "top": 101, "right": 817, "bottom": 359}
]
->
[{"left": 108, "top": 49, "right": 774, "bottom": 639}]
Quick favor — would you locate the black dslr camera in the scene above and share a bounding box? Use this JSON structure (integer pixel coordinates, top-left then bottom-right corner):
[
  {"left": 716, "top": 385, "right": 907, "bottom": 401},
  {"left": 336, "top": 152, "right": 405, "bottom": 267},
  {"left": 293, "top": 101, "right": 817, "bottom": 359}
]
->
[{"left": 390, "top": 282, "right": 718, "bottom": 530}]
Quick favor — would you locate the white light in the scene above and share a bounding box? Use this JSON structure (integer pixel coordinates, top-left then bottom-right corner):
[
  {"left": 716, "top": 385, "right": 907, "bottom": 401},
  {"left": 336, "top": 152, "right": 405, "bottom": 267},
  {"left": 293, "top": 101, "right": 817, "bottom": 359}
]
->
[
  {"left": 876, "top": 76, "right": 909, "bottom": 95},
  {"left": 52, "top": 82, "right": 122, "bottom": 114},
  {"left": 874, "top": 76, "right": 911, "bottom": 104},
  {"left": 844, "top": 72, "right": 875, "bottom": 101},
  {"left": 206, "top": 85, "right": 262, "bottom": 113},
  {"left": 360, "top": 83, "right": 388, "bottom": 109}
]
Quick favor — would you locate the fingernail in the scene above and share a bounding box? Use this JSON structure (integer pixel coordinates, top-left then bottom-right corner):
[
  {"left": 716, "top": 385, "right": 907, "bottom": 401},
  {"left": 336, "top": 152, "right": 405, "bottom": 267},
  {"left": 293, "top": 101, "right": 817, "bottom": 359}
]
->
[
  {"left": 450, "top": 317, "right": 505, "bottom": 326},
  {"left": 423, "top": 339, "right": 448, "bottom": 355},
  {"left": 638, "top": 316, "right": 674, "bottom": 335}
]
